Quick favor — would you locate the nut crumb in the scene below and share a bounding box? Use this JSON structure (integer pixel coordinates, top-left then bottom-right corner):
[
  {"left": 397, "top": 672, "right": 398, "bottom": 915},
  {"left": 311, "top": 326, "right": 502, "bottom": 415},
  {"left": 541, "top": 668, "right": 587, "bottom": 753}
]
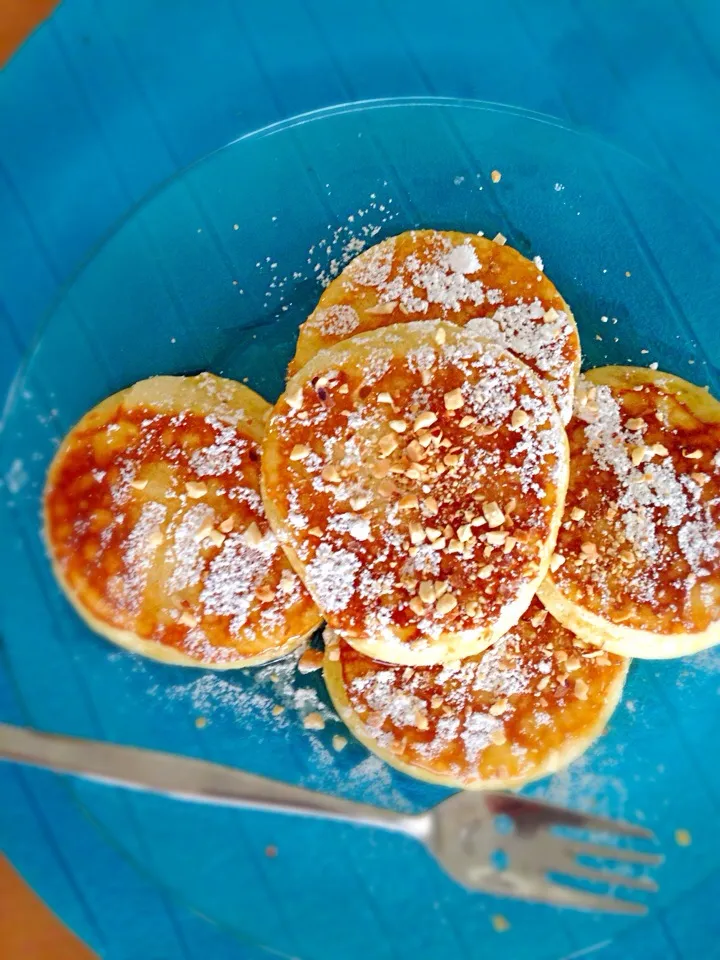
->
[
  {"left": 332, "top": 735, "right": 348, "bottom": 752},
  {"left": 303, "top": 712, "right": 325, "bottom": 731},
  {"left": 490, "top": 170, "right": 502, "bottom": 183}
]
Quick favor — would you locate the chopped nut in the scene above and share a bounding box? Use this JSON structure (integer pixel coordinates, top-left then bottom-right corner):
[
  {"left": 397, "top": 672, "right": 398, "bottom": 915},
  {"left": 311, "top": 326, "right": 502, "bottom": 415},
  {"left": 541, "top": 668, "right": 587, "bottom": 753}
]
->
[
  {"left": 490, "top": 169, "right": 502, "bottom": 183},
  {"left": 464, "top": 600, "right": 479, "bottom": 616},
  {"left": 626, "top": 417, "right": 645, "bottom": 430},
  {"left": 630, "top": 445, "right": 647, "bottom": 467},
  {"left": 303, "top": 712, "right": 325, "bottom": 731},
  {"left": 308, "top": 526, "right": 323, "bottom": 537},
  {"left": 409, "top": 521, "right": 426, "bottom": 545},
  {"left": 674, "top": 828, "right": 692, "bottom": 847},
  {"left": 398, "top": 493, "right": 419, "bottom": 511},
  {"left": 652, "top": 443, "right": 669, "bottom": 456},
  {"left": 366, "top": 300, "right": 398, "bottom": 315},
  {"left": 691, "top": 472, "right": 709, "bottom": 485},
  {"left": 503, "top": 536, "right": 517, "bottom": 554},
  {"left": 489, "top": 699, "right": 508, "bottom": 716},
  {"left": 420, "top": 369, "right": 432, "bottom": 386},
  {"left": 424, "top": 526, "right": 442, "bottom": 543},
  {"left": 443, "top": 452, "right": 462, "bottom": 468},
  {"left": 544, "top": 307, "right": 559, "bottom": 324},
  {"left": 457, "top": 523, "right": 473, "bottom": 543},
  {"left": 418, "top": 582, "right": 436, "bottom": 605},
  {"left": 414, "top": 710, "right": 429, "bottom": 731},
  {"left": 409, "top": 595, "right": 426, "bottom": 616},
  {"left": 130, "top": 478, "right": 148, "bottom": 491},
  {"left": 378, "top": 434, "right": 399, "bottom": 457},
  {"left": 574, "top": 679, "right": 589, "bottom": 701},
  {"left": 349, "top": 494, "right": 370, "bottom": 511},
  {"left": 434, "top": 580, "right": 449, "bottom": 598},
  {"left": 581, "top": 541, "right": 598, "bottom": 559},
  {"left": 490, "top": 727, "right": 507, "bottom": 746},
  {"left": 435, "top": 593, "right": 457, "bottom": 616},
  {"left": 447, "top": 539, "right": 463, "bottom": 554},
  {"left": 536, "top": 675, "right": 550, "bottom": 691},
  {"left": 185, "top": 481, "right": 207, "bottom": 498},
  {"left": 370, "top": 460, "right": 391, "bottom": 479},
  {"left": 530, "top": 608, "right": 548, "bottom": 628},
  {"left": 389, "top": 419, "right": 408, "bottom": 434},
  {"left": 338, "top": 383, "right": 349, "bottom": 394},
  {"left": 431, "top": 694, "right": 444, "bottom": 710},
  {"left": 378, "top": 392, "right": 394, "bottom": 405},
  {"left": 423, "top": 495, "right": 439, "bottom": 516},
  {"left": 570, "top": 506, "right": 586, "bottom": 521},
  {"left": 178, "top": 611, "right": 198, "bottom": 628},
  {"left": 207, "top": 529, "right": 226, "bottom": 548},
  {"left": 377, "top": 478, "right": 397, "bottom": 498},
  {"left": 298, "top": 649, "right": 324, "bottom": 674},
  {"left": 414, "top": 411, "right": 437, "bottom": 431},
  {"left": 511, "top": 408, "right": 529, "bottom": 428},
  {"left": 550, "top": 553, "right": 565, "bottom": 572},
  {"left": 271, "top": 704, "right": 285, "bottom": 717},
  {"left": 459, "top": 414, "right": 476, "bottom": 428},
  {"left": 565, "top": 656, "right": 581, "bottom": 673},
  {"left": 243, "top": 521, "right": 263, "bottom": 547},
  {"left": 485, "top": 530, "right": 507, "bottom": 546},
  {"left": 478, "top": 564, "right": 494, "bottom": 579},
  {"left": 443, "top": 388, "right": 464, "bottom": 411},
  {"left": 683, "top": 449, "right": 703, "bottom": 460},
  {"left": 285, "top": 384, "right": 303, "bottom": 410},
  {"left": 492, "top": 232, "right": 507, "bottom": 246},
  {"left": 289, "top": 444, "right": 311, "bottom": 462},
  {"left": 406, "top": 440, "right": 426, "bottom": 462},
  {"left": 434, "top": 326, "right": 446, "bottom": 345},
  {"left": 429, "top": 536, "right": 447, "bottom": 551},
  {"left": 416, "top": 429, "right": 434, "bottom": 449},
  {"left": 482, "top": 501, "right": 505, "bottom": 528},
  {"left": 219, "top": 516, "right": 235, "bottom": 533}
]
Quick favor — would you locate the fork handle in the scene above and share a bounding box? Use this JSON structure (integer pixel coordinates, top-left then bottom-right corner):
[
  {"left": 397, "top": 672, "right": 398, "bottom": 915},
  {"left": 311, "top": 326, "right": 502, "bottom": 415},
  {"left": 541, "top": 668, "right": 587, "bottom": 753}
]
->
[{"left": 0, "top": 722, "right": 426, "bottom": 838}]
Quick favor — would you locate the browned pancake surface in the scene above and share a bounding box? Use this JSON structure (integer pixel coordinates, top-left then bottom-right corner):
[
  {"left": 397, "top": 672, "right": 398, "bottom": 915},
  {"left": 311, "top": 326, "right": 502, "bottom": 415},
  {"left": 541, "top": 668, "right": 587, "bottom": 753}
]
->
[
  {"left": 264, "top": 322, "right": 568, "bottom": 665},
  {"left": 290, "top": 230, "right": 580, "bottom": 423},
  {"left": 324, "top": 598, "right": 628, "bottom": 788},
  {"left": 45, "top": 374, "right": 320, "bottom": 666}
]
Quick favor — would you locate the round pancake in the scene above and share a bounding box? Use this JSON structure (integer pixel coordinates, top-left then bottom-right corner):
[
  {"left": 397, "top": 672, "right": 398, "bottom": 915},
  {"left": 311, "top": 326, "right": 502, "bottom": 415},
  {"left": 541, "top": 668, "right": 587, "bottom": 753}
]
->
[
  {"left": 262, "top": 321, "right": 569, "bottom": 666},
  {"left": 323, "top": 599, "right": 629, "bottom": 790},
  {"left": 538, "top": 366, "right": 720, "bottom": 658},
  {"left": 289, "top": 229, "right": 580, "bottom": 424},
  {"left": 44, "top": 373, "right": 321, "bottom": 668}
]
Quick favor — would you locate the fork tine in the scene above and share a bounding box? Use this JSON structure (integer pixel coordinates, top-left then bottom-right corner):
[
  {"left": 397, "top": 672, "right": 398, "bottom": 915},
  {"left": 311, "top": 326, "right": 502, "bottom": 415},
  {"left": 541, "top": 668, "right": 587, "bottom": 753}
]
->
[
  {"left": 531, "top": 879, "right": 649, "bottom": 914},
  {"left": 570, "top": 841, "right": 663, "bottom": 866},
  {"left": 496, "top": 794, "right": 654, "bottom": 838},
  {"left": 558, "top": 864, "right": 658, "bottom": 892}
]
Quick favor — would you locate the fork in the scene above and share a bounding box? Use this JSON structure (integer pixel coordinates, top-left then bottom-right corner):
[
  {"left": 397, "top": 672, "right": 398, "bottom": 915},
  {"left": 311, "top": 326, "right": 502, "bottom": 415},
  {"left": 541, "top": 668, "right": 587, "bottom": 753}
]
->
[{"left": 0, "top": 722, "right": 660, "bottom": 913}]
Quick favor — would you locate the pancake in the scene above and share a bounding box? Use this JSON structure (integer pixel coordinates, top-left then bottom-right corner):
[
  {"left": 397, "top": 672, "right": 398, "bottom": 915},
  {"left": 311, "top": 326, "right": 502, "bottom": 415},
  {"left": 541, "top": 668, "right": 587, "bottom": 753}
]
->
[
  {"left": 538, "top": 366, "right": 720, "bottom": 658},
  {"left": 289, "top": 229, "right": 580, "bottom": 424},
  {"left": 44, "top": 373, "right": 321, "bottom": 668},
  {"left": 262, "top": 320, "right": 569, "bottom": 666},
  {"left": 323, "top": 598, "right": 629, "bottom": 789}
]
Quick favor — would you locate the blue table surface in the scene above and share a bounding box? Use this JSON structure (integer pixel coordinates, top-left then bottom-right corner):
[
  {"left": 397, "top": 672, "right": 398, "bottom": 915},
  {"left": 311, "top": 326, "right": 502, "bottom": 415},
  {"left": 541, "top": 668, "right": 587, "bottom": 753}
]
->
[{"left": 2, "top": 2, "right": 720, "bottom": 957}]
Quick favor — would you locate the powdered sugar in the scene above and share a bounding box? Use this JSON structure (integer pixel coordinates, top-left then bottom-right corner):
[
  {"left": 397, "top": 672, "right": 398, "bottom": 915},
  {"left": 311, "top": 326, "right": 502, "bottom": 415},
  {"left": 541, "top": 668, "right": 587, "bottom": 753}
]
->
[
  {"left": 189, "top": 416, "right": 248, "bottom": 476},
  {"left": 312, "top": 304, "right": 360, "bottom": 337},
  {"left": 166, "top": 503, "right": 216, "bottom": 593},
  {"left": 200, "top": 531, "right": 277, "bottom": 636},
  {"left": 119, "top": 501, "right": 166, "bottom": 611},
  {"left": 305, "top": 543, "right": 361, "bottom": 613}
]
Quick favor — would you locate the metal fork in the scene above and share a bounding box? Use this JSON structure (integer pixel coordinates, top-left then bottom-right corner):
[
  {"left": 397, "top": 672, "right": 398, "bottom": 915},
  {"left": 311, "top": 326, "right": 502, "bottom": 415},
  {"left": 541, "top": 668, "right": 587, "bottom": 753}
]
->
[{"left": 0, "top": 722, "right": 660, "bottom": 913}]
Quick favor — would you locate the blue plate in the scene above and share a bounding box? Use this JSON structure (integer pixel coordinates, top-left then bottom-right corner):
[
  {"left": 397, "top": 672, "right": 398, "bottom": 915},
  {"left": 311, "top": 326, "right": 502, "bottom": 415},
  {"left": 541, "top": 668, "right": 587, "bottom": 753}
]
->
[{"left": 2, "top": 99, "right": 720, "bottom": 959}]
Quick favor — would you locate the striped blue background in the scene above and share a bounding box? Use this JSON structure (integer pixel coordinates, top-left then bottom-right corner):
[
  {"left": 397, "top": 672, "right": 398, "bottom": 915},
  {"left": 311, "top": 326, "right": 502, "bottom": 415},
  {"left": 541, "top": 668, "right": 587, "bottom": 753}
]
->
[{"left": 2, "top": 2, "right": 720, "bottom": 957}]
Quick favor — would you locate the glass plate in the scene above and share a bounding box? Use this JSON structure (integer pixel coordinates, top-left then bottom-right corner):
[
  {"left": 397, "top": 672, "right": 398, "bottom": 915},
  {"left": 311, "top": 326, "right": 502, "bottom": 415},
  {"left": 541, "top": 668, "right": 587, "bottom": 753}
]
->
[{"left": 2, "top": 98, "right": 720, "bottom": 960}]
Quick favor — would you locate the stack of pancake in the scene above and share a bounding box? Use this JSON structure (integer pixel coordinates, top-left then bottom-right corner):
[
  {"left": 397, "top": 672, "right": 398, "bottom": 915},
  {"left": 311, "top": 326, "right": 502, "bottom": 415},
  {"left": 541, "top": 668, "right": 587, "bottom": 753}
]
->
[{"left": 45, "top": 230, "right": 720, "bottom": 789}]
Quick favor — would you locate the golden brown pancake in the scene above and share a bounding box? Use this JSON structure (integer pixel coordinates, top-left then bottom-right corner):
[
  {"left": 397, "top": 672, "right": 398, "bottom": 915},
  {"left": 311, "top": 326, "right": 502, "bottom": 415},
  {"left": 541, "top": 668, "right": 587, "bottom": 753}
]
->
[
  {"left": 323, "top": 598, "right": 629, "bottom": 789},
  {"left": 262, "top": 321, "right": 569, "bottom": 666},
  {"left": 44, "top": 373, "right": 321, "bottom": 668},
  {"left": 538, "top": 366, "right": 720, "bottom": 658},
  {"left": 290, "top": 229, "right": 580, "bottom": 423}
]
